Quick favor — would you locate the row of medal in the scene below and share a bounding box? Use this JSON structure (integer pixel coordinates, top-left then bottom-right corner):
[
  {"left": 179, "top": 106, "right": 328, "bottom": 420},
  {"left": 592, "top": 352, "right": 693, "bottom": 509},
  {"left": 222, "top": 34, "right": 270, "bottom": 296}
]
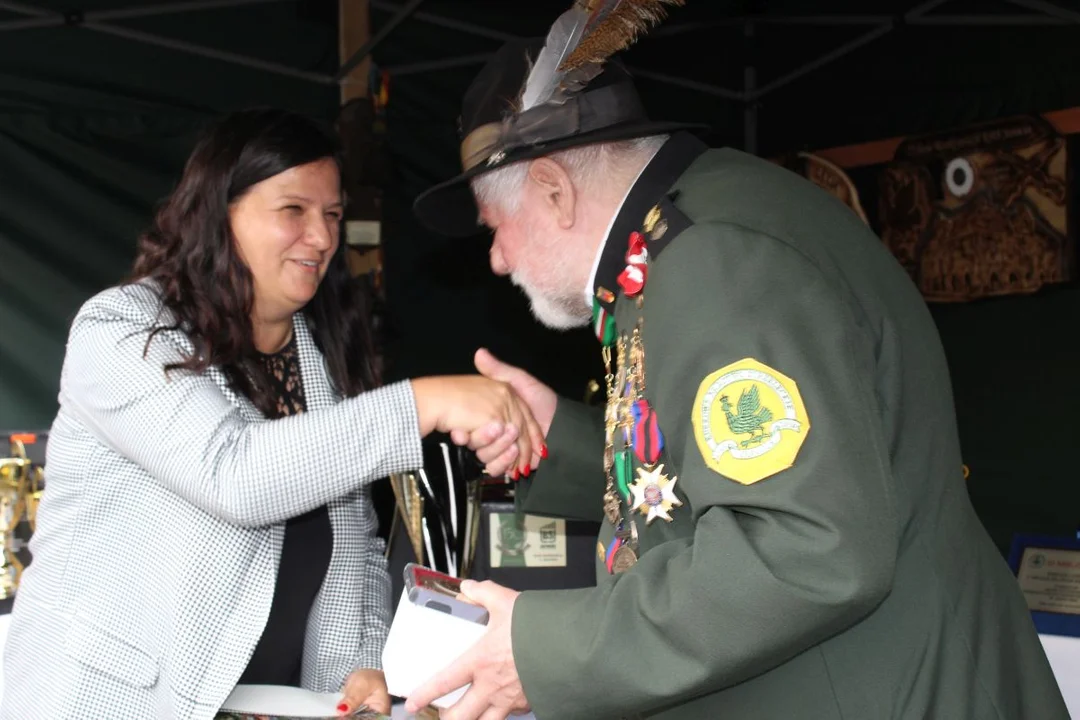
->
[{"left": 597, "top": 325, "right": 682, "bottom": 574}]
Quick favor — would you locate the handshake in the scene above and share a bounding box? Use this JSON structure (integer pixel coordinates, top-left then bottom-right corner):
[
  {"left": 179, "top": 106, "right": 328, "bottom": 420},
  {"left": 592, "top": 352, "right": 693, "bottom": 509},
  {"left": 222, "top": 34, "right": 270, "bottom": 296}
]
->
[{"left": 410, "top": 348, "right": 556, "bottom": 479}]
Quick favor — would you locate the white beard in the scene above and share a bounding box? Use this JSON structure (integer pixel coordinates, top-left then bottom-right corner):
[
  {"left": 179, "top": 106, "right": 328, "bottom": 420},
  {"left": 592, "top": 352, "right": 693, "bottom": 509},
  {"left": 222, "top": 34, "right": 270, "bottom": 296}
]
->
[
  {"left": 503, "top": 214, "right": 593, "bottom": 330},
  {"left": 511, "top": 273, "right": 590, "bottom": 329}
]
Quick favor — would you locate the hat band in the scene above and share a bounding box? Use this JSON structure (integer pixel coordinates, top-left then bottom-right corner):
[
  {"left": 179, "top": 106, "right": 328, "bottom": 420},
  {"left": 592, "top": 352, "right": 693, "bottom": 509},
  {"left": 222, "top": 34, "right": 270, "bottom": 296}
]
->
[{"left": 459, "top": 81, "right": 647, "bottom": 172}]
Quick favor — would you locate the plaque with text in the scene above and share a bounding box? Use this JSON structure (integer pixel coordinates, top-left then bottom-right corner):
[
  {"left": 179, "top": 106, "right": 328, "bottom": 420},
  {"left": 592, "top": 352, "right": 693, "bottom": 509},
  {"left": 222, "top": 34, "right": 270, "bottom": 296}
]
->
[
  {"left": 1009, "top": 533, "right": 1080, "bottom": 637},
  {"left": 489, "top": 513, "right": 567, "bottom": 569}
]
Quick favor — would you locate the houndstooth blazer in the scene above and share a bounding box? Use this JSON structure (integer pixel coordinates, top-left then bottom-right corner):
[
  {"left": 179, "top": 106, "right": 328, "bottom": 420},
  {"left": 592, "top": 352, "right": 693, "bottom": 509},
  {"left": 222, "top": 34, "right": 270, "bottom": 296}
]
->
[{"left": 1, "top": 281, "right": 422, "bottom": 720}]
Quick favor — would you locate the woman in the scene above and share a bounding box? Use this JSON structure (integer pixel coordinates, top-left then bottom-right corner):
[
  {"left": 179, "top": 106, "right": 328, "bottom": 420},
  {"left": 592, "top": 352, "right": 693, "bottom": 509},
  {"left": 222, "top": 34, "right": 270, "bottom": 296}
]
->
[{"left": 0, "top": 108, "right": 542, "bottom": 720}]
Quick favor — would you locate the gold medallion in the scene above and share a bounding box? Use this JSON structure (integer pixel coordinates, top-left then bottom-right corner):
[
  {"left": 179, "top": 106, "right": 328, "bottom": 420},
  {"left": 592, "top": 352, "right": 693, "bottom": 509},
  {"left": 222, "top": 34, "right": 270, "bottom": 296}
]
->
[
  {"left": 649, "top": 218, "right": 668, "bottom": 240},
  {"left": 643, "top": 204, "right": 668, "bottom": 240},
  {"left": 611, "top": 544, "right": 638, "bottom": 573},
  {"left": 603, "top": 489, "right": 621, "bottom": 525},
  {"left": 643, "top": 205, "right": 661, "bottom": 233}
]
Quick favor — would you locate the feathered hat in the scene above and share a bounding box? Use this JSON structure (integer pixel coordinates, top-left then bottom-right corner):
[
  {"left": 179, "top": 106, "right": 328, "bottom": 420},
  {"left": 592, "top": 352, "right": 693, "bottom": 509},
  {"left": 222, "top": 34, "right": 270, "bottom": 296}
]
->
[{"left": 412, "top": 0, "right": 704, "bottom": 237}]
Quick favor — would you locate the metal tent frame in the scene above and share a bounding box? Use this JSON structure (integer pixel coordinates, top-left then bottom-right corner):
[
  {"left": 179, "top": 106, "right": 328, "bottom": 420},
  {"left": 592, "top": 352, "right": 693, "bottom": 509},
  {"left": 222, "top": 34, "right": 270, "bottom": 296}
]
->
[{"left": 1, "top": 0, "right": 1078, "bottom": 153}]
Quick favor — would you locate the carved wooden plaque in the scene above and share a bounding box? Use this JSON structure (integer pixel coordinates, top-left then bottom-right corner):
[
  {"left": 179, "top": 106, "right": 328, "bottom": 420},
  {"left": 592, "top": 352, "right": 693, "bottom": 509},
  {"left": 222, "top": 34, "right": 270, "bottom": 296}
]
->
[{"left": 878, "top": 115, "right": 1072, "bottom": 302}]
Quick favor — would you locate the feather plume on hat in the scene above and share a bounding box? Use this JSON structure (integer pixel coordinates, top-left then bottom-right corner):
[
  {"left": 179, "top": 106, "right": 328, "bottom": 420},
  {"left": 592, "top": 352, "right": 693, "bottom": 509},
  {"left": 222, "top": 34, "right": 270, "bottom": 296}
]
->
[{"left": 517, "top": 0, "right": 685, "bottom": 112}]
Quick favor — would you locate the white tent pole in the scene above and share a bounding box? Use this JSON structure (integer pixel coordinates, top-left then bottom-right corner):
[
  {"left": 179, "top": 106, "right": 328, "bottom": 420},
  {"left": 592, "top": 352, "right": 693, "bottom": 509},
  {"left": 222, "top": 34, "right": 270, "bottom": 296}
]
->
[
  {"left": 369, "top": 0, "right": 516, "bottom": 42},
  {"left": 751, "top": 22, "right": 894, "bottom": 101},
  {"left": 0, "top": 0, "right": 335, "bottom": 84},
  {"left": 906, "top": 0, "right": 955, "bottom": 16},
  {"left": 0, "top": 17, "right": 62, "bottom": 31},
  {"left": 81, "top": 21, "right": 336, "bottom": 84},
  {"left": 87, "top": 0, "right": 298, "bottom": 22},
  {"left": 335, "top": 0, "right": 425, "bottom": 82},
  {"left": 0, "top": 1, "right": 49, "bottom": 15},
  {"left": 910, "top": 14, "right": 1073, "bottom": 24},
  {"left": 651, "top": 15, "right": 894, "bottom": 37},
  {"left": 384, "top": 53, "right": 495, "bottom": 76},
  {"left": 1004, "top": 0, "right": 1080, "bottom": 23},
  {"left": 626, "top": 69, "right": 744, "bottom": 101}
]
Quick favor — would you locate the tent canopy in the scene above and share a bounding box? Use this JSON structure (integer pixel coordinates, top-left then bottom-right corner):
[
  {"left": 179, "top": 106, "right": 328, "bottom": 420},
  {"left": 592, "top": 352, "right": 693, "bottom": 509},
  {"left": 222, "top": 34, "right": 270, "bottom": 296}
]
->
[
  {"left": 2, "top": 0, "right": 1079, "bottom": 552},
  {"left": 3, "top": 0, "right": 1079, "bottom": 426}
]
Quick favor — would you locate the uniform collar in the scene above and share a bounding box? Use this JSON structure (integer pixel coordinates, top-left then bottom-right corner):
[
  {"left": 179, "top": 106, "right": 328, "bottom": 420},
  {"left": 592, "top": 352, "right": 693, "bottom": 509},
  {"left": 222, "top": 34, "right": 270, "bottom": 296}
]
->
[
  {"left": 590, "top": 131, "right": 707, "bottom": 313},
  {"left": 582, "top": 145, "right": 659, "bottom": 311}
]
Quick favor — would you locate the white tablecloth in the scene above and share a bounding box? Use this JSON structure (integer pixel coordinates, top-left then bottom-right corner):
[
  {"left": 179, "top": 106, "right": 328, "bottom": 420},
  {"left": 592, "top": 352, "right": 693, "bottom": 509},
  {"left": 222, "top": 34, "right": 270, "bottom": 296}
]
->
[
  {"left": 0, "top": 617, "right": 1074, "bottom": 716},
  {"left": 1041, "top": 633, "right": 1080, "bottom": 719}
]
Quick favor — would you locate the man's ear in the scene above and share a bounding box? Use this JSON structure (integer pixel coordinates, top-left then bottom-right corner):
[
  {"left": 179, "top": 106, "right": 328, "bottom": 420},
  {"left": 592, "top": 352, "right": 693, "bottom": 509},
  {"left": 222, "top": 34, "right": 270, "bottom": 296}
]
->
[{"left": 527, "top": 158, "right": 576, "bottom": 229}]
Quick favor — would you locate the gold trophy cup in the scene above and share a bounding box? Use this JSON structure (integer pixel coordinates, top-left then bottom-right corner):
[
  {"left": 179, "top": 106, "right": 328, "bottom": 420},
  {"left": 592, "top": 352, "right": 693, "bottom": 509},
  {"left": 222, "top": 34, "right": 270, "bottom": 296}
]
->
[{"left": 0, "top": 438, "right": 34, "bottom": 599}]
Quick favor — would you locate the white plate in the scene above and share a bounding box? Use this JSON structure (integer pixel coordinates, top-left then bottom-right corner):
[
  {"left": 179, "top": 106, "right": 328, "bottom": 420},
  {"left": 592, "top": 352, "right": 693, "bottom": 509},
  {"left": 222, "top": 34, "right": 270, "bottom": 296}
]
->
[{"left": 218, "top": 684, "right": 381, "bottom": 719}]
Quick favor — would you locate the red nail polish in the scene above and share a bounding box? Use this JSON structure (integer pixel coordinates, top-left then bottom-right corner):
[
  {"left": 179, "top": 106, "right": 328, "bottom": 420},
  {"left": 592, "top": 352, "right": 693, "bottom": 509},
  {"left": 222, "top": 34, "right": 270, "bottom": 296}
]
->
[
  {"left": 512, "top": 468, "right": 519, "bottom": 481},
  {"left": 540, "top": 444, "right": 549, "bottom": 459},
  {"left": 523, "top": 466, "right": 531, "bottom": 477},
  {"left": 337, "top": 703, "right": 349, "bottom": 713}
]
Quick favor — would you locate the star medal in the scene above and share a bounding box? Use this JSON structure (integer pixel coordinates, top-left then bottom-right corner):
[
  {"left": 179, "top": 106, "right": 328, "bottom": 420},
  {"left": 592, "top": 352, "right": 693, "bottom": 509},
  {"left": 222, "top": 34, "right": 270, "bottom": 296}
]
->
[{"left": 629, "top": 464, "right": 682, "bottom": 524}]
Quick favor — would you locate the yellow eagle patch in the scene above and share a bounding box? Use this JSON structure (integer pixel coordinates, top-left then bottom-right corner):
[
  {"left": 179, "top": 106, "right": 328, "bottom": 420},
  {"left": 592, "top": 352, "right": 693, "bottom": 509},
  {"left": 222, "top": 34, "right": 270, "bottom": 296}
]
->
[{"left": 691, "top": 358, "right": 809, "bottom": 485}]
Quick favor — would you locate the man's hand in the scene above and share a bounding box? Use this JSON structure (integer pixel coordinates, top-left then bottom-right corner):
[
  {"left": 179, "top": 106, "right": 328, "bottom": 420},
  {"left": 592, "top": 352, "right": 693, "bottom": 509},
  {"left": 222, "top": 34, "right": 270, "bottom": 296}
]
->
[
  {"left": 404, "top": 580, "right": 529, "bottom": 720},
  {"left": 338, "top": 668, "right": 391, "bottom": 716},
  {"left": 451, "top": 349, "right": 558, "bottom": 473}
]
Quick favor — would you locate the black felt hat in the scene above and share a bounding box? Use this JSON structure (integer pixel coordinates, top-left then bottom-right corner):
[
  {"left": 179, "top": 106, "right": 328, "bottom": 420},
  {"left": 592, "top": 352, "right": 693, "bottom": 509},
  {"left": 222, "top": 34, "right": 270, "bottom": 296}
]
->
[{"left": 412, "top": 35, "right": 706, "bottom": 238}]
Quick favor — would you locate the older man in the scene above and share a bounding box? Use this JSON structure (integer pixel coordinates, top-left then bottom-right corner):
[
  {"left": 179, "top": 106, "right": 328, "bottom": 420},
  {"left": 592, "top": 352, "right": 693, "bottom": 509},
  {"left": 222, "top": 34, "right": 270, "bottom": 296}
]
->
[{"left": 404, "top": 31, "right": 1068, "bottom": 720}]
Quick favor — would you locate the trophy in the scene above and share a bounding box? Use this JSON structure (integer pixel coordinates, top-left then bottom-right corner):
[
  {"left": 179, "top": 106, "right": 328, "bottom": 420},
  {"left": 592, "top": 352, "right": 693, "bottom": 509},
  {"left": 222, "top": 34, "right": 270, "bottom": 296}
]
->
[
  {"left": 387, "top": 438, "right": 489, "bottom": 579},
  {"left": 1, "top": 437, "right": 39, "bottom": 599}
]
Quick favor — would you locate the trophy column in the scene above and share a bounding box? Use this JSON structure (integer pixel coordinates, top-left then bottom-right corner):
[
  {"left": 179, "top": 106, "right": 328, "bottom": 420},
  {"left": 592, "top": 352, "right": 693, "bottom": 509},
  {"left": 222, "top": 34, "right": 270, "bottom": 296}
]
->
[{"left": 0, "top": 438, "right": 40, "bottom": 604}]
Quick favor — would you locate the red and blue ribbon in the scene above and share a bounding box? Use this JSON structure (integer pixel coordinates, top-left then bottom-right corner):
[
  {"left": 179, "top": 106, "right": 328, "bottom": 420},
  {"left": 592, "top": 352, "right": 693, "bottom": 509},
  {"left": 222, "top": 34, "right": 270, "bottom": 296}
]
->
[{"left": 631, "top": 399, "right": 664, "bottom": 464}]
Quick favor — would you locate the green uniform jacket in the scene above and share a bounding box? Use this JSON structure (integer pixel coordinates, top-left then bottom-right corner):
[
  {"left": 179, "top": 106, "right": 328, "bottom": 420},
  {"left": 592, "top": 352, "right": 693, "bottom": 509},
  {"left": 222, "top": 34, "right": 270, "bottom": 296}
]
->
[{"left": 511, "top": 133, "right": 1067, "bottom": 719}]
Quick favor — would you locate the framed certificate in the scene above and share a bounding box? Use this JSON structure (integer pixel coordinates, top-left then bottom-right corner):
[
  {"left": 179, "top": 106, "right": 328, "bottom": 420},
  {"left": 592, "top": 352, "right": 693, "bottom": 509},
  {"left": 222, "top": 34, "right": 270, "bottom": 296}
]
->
[{"left": 1008, "top": 533, "right": 1080, "bottom": 637}]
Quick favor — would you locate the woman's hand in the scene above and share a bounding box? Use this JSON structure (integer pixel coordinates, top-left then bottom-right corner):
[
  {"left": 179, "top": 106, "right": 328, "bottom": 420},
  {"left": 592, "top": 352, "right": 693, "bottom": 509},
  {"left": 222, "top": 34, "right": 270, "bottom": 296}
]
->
[
  {"left": 411, "top": 376, "right": 544, "bottom": 477},
  {"left": 338, "top": 668, "right": 391, "bottom": 716},
  {"left": 452, "top": 350, "right": 558, "bottom": 474}
]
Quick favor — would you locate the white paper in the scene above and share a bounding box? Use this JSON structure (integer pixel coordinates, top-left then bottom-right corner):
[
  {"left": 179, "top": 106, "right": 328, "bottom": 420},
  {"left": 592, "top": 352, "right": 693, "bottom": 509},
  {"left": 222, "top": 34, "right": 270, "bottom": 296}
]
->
[
  {"left": 381, "top": 589, "right": 488, "bottom": 709},
  {"left": 220, "top": 684, "right": 343, "bottom": 716}
]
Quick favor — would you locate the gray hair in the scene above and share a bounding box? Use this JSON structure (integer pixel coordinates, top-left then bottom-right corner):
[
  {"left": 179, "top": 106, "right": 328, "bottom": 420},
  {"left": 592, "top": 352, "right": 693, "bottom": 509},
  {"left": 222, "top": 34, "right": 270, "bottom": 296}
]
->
[{"left": 471, "top": 135, "right": 668, "bottom": 216}]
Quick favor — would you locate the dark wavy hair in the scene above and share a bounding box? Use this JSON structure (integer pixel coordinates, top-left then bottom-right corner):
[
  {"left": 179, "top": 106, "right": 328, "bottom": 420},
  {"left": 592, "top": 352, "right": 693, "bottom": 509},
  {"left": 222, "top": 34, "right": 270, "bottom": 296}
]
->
[{"left": 130, "top": 108, "right": 378, "bottom": 415}]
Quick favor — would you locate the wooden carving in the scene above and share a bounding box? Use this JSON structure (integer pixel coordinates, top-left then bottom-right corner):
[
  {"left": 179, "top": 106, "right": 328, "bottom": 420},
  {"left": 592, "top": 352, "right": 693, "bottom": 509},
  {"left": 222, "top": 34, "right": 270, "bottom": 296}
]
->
[
  {"left": 878, "top": 115, "right": 1071, "bottom": 302},
  {"left": 777, "top": 152, "right": 870, "bottom": 225}
]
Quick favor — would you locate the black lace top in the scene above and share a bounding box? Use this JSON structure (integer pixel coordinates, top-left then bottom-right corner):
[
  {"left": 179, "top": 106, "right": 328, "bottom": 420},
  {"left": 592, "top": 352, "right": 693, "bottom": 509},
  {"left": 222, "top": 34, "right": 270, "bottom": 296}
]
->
[{"left": 237, "top": 335, "right": 333, "bottom": 687}]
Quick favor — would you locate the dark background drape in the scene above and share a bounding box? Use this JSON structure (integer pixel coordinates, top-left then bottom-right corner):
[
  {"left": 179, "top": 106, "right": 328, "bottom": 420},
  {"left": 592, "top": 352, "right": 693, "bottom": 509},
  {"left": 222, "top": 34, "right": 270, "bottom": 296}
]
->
[{"left": 2, "top": 0, "right": 1078, "bottom": 554}]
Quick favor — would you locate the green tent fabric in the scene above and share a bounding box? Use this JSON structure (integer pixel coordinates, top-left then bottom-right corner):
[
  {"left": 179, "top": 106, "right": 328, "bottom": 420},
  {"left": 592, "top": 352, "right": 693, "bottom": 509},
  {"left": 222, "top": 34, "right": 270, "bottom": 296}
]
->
[
  {"left": 0, "top": 2, "right": 339, "bottom": 430},
  {"left": 1, "top": 0, "right": 1078, "bottom": 557},
  {"left": 0, "top": 109, "right": 203, "bottom": 428}
]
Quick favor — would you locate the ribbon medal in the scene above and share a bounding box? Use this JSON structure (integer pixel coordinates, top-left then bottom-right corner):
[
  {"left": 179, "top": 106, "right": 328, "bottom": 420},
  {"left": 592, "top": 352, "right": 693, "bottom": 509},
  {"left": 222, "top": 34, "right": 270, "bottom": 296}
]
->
[
  {"left": 591, "top": 298, "right": 617, "bottom": 346},
  {"left": 629, "top": 464, "right": 682, "bottom": 524},
  {"left": 630, "top": 399, "right": 665, "bottom": 465},
  {"left": 614, "top": 449, "right": 633, "bottom": 501},
  {"left": 604, "top": 534, "right": 624, "bottom": 574}
]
